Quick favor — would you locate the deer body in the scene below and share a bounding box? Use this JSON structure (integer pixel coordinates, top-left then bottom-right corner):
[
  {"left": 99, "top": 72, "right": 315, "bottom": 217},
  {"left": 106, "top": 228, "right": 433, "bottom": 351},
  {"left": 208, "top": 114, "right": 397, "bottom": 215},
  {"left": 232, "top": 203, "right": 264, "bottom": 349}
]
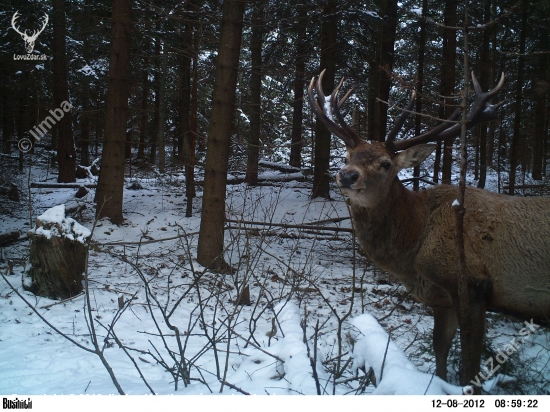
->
[
  {"left": 346, "top": 146, "right": 550, "bottom": 382},
  {"left": 418, "top": 184, "right": 550, "bottom": 318},
  {"left": 309, "top": 71, "right": 550, "bottom": 389},
  {"left": 346, "top": 151, "right": 550, "bottom": 318}
]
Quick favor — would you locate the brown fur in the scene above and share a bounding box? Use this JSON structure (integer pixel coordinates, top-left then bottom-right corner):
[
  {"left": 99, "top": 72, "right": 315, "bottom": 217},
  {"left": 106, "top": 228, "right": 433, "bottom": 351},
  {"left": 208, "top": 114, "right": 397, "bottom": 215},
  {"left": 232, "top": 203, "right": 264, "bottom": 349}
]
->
[{"left": 339, "top": 141, "right": 550, "bottom": 385}]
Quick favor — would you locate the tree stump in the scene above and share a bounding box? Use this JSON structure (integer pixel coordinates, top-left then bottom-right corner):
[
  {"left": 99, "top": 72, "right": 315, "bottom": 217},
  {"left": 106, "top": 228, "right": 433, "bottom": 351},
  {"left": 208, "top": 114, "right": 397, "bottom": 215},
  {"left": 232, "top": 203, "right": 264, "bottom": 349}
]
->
[{"left": 23, "top": 204, "right": 91, "bottom": 300}]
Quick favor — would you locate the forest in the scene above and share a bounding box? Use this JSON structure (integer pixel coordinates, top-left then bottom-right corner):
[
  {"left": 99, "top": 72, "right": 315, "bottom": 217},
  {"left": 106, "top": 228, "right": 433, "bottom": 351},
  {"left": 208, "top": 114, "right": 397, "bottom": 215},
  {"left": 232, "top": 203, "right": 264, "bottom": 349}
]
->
[{"left": 0, "top": 0, "right": 549, "bottom": 397}]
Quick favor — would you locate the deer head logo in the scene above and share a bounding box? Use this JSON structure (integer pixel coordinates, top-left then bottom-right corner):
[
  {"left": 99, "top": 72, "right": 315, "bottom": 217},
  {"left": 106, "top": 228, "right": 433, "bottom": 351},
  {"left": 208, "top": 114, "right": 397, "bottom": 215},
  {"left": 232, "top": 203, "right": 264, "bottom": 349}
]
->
[{"left": 11, "top": 11, "right": 49, "bottom": 54}]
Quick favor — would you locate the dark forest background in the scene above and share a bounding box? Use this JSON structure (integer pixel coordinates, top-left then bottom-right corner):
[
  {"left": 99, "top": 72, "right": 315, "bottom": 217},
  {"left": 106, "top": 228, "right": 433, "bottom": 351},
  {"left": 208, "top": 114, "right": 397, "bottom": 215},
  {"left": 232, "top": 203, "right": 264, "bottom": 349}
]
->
[{"left": 1, "top": 0, "right": 549, "bottom": 264}]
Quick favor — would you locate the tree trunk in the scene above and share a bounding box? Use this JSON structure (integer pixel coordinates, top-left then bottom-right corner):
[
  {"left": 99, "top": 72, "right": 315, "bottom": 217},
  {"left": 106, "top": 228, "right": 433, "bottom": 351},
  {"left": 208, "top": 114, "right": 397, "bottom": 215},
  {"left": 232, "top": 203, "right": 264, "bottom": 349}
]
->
[
  {"left": 476, "top": 0, "right": 492, "bottom": 189},
  {"left": 413, "top": 0, "right": 427, "bottom": 192},
  {"left": 1, "top": 69, "right": 15, "bottom": 154},
  {"left": 508, "top": 5, "right": 528, "bottom": 195},
  {"left": 23, "top": 205, "right": 90, "bottom": 300},
  {"left": 179, "top": 19, "right": 192, "bottom": 164},
  {"left": 138, "top": 56, "right": 149, "bottom": 159},
  {"left": 95, "top": 0, "right": 132, "bottom": 224},
  {"left": 80, "top": 75, "right": 91, "bottom": 167},
  {"left": 532, "top": 28, "right": 548, "bottom": 180},
  {"left": 312, "top": 0, "right": 337, "bottom": 199},
  {"left": 16, "top": 71, "right": 31, "bottom": 160},
  {"left": 440, "top": 0, "right": 458, "bottom": 185},
  {"left": 245, "top": 2, "right": 264, "bottom": 186},
  {"left": 186, "top": 24, "right": 201, "bottom": 217},
  {"left": 158, "top": 46, "right": 167, "bottom": 174},
  {"left": 289, "top": 4, "right": 307, "bottom": 168},
  {"left": 196, "top": 0, "right": 246, "bottom": 271},
  {"left": 53, "top": 0, "right": 76, "bottom": 183},
  {"left": 78, "top": 0, "right": 93, "bottom": 167},
  {"left": 376, "top": 0, "right": 398, "bottom": 142},
  {"left": 149, "top": 33, "right": 161, "bottom": 165}
]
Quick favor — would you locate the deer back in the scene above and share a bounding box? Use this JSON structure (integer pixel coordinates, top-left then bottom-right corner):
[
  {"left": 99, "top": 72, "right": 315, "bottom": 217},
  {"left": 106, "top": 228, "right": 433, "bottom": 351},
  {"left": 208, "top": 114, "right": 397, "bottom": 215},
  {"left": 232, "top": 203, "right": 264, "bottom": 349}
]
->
[{"left": 418, "top": 185, "right": 550, "bottom": 319}]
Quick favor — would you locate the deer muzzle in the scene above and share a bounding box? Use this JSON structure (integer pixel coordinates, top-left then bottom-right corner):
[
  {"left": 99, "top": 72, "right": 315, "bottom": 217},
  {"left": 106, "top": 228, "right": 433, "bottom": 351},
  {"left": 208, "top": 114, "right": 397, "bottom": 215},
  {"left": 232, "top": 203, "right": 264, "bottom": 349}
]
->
[{"left": 337, "top": 170, "right": 360, "bottom": 189}]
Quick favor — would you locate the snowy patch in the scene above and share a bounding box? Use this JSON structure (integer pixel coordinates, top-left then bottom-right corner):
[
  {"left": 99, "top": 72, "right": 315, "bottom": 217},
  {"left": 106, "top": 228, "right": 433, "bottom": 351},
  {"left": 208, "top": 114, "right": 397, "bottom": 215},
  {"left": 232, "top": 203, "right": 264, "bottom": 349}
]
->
[
  {"left": 29, "top": 204, "right": 91, "bottom": 244},
  {"left": 351, "top": 313, "right": 465, "bottom": 395}
]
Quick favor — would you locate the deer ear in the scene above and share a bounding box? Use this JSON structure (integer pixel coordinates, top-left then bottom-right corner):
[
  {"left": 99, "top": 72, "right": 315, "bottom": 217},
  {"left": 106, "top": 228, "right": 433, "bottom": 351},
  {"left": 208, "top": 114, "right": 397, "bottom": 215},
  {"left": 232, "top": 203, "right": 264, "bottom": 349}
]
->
[{"left": 394, "top": 144, "right": 437, "bottom": 170}]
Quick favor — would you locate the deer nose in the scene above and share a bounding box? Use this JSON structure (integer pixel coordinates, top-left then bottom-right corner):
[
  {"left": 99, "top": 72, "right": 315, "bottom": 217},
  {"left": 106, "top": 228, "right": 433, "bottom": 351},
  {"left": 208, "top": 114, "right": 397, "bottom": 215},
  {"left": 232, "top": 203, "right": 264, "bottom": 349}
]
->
[{"left": 338, "top": 171, "right": 359, "bottom": 188}]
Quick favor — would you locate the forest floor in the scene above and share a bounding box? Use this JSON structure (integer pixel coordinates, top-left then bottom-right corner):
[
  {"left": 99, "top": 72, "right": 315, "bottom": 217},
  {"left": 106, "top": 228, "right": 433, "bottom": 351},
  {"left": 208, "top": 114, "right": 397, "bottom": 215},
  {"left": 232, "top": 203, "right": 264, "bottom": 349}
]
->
[{"left": 0, "top": 150, "right": 549, "bottom": 396}]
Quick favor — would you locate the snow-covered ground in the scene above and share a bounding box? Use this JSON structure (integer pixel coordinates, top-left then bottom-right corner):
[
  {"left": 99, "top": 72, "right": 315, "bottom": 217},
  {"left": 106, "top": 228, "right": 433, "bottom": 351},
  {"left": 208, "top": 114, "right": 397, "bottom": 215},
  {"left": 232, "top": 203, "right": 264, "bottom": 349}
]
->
[{"left": 1, "top": 152, "right": 549, "bottom": 396}]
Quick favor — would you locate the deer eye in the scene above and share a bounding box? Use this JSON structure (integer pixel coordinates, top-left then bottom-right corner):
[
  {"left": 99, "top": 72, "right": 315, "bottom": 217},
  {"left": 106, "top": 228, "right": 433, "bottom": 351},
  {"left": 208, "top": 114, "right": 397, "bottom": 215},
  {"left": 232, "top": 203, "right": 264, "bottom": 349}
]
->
[{"left": 381, "top": 160, "right": 391, "bottom": 170}]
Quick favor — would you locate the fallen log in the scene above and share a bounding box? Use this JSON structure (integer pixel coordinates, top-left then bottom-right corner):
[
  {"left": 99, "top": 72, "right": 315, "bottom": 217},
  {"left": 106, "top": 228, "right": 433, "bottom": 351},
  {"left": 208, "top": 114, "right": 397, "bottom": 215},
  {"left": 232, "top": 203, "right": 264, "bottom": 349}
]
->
[
  {"left": 226, "top": 171, "right": 307, "bottom": 185},
  {"left": 258, "top": 160, "right": 301, "bottom": 173},
  {"left": 30, "top": 182, "right": 97, "bottom": 189},
  {"left": 226, "top": 219, "right": 353, "bottom": 233}
]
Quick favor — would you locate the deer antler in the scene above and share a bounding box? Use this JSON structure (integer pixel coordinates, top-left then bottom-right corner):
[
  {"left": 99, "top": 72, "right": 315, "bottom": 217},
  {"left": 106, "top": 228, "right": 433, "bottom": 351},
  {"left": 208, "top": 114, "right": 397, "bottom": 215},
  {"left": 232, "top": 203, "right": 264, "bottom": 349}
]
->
[
  {"left": 11, "top": 11, "right": 26, "bottom": 37},
  {"left": 309, "top": 71, "right": 505, "bottom": 152},
  {"left": 390, "top": 72, "right": 505, "bottom": 152},
  {"left": 28, "top": 13, "right": 49, "bottom": 41},
  {"left": 308, "top": 70, "right": 363, "bottom": 149},
  {"left": 385, "top": 91, "right": 417, "bottom": 146},
  {"left": 11, "top": 11, "right": 49, "bottom": 47},
  {"left": 36, "top": 13, "right": 49, "bottom": 36}
]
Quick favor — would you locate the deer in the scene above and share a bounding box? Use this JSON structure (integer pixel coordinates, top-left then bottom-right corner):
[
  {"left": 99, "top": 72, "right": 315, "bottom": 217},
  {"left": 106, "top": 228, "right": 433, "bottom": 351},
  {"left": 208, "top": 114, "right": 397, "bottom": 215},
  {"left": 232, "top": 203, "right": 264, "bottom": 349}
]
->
[
  {"left": 308, "top": 70, "right": 550, "bottom": 391},
  {"left": 11, "top": 11, "right": 49, "bottom": 54}
]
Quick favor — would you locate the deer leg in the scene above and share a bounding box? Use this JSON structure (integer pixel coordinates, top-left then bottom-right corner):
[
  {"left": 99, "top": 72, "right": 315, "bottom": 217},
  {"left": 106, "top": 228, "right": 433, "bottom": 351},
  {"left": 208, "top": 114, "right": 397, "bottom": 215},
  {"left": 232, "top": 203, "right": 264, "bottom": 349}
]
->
[
  {"left": 433, "top": 306, "right": 458, "bottom": 381},
  {"left": 453, "top": 281, "right": 490, "bottom": 392}
]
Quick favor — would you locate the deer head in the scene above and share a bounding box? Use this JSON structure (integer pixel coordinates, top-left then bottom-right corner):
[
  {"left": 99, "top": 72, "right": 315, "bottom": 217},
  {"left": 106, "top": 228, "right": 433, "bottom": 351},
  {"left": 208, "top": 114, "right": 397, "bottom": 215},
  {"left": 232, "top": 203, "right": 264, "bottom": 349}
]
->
[
  {"left": 11, "top": 11, "right": 49, "bottom": 54},
  {"left": 308, "top": 70, "right": 505, "bottom": 208}
]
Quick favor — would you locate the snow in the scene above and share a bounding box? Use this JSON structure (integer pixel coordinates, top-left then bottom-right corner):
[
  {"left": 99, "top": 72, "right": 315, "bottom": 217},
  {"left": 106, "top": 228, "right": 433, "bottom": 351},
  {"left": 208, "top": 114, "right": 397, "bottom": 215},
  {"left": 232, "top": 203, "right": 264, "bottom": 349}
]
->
[
  {"left": 258, "top": 160, "right": 300, "bottom": 172},
  {"left": 323, "top": 100, "right": 334, "bottom": 121},
  {"left": 29, "top": 204, "right": 91, "bottom": 244},
  {"left": 77, "top": 64, "right": 97, "bottom": 77},
  {"left": 224, "top": 303, "right": 320, "bottom": 395},
  {"left": 351, "top": 314, "right": 465, "bottom": 395},
  {"left": 0, "top": 155, "right": 548, "bottom": 397}
]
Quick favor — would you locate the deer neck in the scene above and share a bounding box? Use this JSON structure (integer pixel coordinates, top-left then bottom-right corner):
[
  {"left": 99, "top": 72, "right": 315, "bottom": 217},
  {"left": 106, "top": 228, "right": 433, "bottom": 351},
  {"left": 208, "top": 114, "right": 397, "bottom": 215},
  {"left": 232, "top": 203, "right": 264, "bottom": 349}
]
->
[{"left": 348, "top": 177, "right": 427, "bottom": 275}]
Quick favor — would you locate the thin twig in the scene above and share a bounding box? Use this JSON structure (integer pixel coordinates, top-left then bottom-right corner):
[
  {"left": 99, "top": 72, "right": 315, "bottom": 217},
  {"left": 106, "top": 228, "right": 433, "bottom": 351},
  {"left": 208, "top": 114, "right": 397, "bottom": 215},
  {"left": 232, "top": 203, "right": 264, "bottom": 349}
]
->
[
  {"left": 40, "top": 292, "right": 85, "bottom": 309},
  {"left": 1, "top": 270, "right": 95, "bottom": 354},
  {"left": 219, "top": 380, "right": 250, "bottom": 395},
  {"left": 311, "top": 319, "right": 322, "bottom": 395},
  {"left": 379, "top": 334, "right": 392, "bottom": 383}
]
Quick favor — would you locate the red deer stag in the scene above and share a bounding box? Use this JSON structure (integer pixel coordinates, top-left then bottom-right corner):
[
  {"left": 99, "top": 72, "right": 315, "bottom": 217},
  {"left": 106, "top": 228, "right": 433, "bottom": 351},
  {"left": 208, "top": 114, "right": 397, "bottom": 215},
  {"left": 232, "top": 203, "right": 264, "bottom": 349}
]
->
[{"left": 308, "top": 70, "right": 550, "bottom": 390}]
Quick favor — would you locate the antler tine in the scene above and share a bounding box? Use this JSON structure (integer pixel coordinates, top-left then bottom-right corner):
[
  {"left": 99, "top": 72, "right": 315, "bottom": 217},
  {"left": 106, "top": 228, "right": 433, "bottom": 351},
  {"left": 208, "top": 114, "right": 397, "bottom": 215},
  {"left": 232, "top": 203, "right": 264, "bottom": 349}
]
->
[
  {"left": 330, "top": 78, "right": 363, "bottom": 145},
  {"left": 308, "top": 74, "right": 348, "bottom": 145},
  {"left": 471, "top": 71, "right": 483, "bottom": 96},
  {"left": 11, "top": 11, "right": 25, "bottom": 36},
  {"left": 392, "top": 108, "right": 460, "bottom": 151},
  {"left": 331, "top": 76, "right": 353, "bottom": 108},
  {"left": 392, "top": 72, "right": 505, "bottom": 152},
  {"left": 385, "top": 91, "right": 417, "bottom": 150},
  {"left": 472, "top": 71, "right": 505, "bottom": 100},
  {"left": 467, "top": 71, "right": 505, "bottom": 126},
  {"left": 307, "top": 71, "right": 362, "bottom": 148},
  {"left": 29, "top": 13, "right": 49, "bottom": 40},
  {"left": 41, "top": 13, "right": 49, "bottom": 29}
]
